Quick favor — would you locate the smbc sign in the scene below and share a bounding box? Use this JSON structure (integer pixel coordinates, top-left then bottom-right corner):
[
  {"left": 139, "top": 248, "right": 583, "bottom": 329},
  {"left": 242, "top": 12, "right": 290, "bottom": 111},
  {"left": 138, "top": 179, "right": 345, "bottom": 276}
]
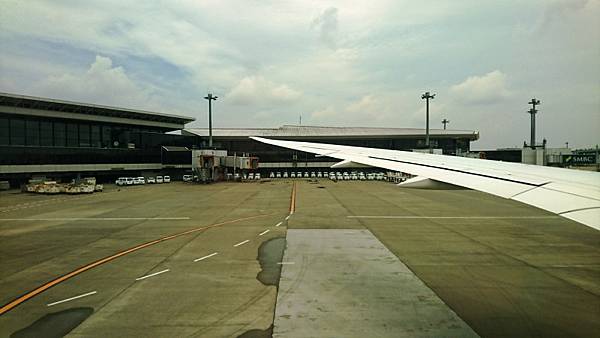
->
[{"left": 563, "top": 154, "right": 597, "bottom": 165}]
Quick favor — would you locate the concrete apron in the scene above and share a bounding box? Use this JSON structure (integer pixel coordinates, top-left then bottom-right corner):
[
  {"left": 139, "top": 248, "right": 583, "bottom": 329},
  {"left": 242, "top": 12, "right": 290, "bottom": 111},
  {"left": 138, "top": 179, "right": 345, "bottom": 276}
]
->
[{"left": 274, "top": 229, "right": 479, "bottom": 338}]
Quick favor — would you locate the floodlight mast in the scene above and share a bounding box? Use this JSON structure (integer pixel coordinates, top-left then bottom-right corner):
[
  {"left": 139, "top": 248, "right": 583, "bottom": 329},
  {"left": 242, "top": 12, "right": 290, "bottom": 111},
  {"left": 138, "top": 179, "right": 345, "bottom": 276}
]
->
[
  {"left": 442, "top": 118, "right": 450, "bottom": 130},
  {"left": 527, "top": 98, "right": 540, "bottom": 149},
  {"left": 204, "top": 93, "right": 218, "bottom": 148},
  {"left": 421, "top": 91, "right": 436, "bottom": 149}
]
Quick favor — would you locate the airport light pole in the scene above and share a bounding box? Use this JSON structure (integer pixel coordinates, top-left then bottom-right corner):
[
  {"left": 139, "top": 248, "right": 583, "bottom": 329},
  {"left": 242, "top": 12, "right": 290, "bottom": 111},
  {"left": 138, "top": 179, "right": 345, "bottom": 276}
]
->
[
  {"left": 527, "top": 98, "right": 540, "bottom": 149},
  {"left": 421, "top": 91, "right": 435, "bottom": 149},
  {"left": 442, "top": 118, "right": 450, "bottom": 130},
  {"left": 204, "top": 93, "right": 218, "bottom": 148}
]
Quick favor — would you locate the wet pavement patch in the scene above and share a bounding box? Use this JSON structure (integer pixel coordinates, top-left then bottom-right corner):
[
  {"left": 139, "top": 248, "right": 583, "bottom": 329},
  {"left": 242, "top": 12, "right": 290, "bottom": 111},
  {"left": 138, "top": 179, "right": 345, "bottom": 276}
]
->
[
  {"left": 237, "top": 325, "right": 273, "bottom": 338},
  {"left": 11, "top": 307, "right": 93, "bottom": 338},
  {"left": 257, "top": 237, "right": 286, "bottom": 286}
]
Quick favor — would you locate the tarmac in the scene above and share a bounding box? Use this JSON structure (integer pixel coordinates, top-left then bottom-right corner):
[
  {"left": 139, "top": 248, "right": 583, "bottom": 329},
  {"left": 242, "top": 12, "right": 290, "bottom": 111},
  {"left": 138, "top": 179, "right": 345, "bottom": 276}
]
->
[
  {"left": 274, "top": 229, "right": 477, "bottom": 337},
  {"left": 0, "top": 180, "right": 598, "bottom": 337}
]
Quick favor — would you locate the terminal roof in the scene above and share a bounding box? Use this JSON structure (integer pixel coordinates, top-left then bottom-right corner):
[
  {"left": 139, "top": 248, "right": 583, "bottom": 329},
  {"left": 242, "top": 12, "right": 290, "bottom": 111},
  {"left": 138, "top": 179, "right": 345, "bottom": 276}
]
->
[
  {"left": 0, "top": 92, "right": 195, "bottom": 129},
  {"left": 184, "top": 125, "right": 479, "bottom": 140}
]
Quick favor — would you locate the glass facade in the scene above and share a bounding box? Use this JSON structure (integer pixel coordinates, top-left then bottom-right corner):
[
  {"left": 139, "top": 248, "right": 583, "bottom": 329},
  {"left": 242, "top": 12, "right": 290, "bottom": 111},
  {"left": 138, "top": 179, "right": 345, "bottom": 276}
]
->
[
  {"left": 40, "top": 121, "right": 53, "bottom": 146},
  {"left": 25, "top": 119, "right": 39, "bottom": 146},
  {"left": 0, "top": 113, "right": 195, "bottom": 166},
  {"left": 0, "top": 114, "right": 170, "bottom": 149},
  {"left": 66, "top": 123, "right": 78, "bottom": 147},
  {"left": 53, "top": 122, "right": 66, "bottom": 147},
  {"left": 79, "top": 123, "right": 90, "bottom": 147},
  {"left": 101, "top": 126, "right": 112, "bottom": 147},
  {"left": 0, "top": 117, "right": 8, "bottom": 145},
  {"left": 9, "top": 118, "right": 25, "bottom": 146},
  {"left": 91, "top": 125, "right": 101, "bottom": 147}
]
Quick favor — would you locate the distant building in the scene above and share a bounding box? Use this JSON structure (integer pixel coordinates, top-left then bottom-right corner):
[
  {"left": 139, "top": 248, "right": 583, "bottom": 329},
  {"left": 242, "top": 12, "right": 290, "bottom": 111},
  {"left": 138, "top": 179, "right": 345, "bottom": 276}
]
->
[
  {"left": 0, "top": 92, "right": 483, "bottom": 184},
  {"left": 478, "top": 146, "right": 599, "bottom": 169},
  {"left": 0, "top": 92, "right": 195, "bottom": 185},
  {"left": 183, "top": 125, "right": 479, "bottom": 169}
]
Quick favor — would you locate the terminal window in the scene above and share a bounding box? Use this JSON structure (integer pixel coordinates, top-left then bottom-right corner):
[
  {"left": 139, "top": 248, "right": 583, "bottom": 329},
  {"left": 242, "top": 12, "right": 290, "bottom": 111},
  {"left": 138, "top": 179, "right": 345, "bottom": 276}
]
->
[
  {"left": 9, "top": 118, "right": 25, "bottom": 145},
  {"left": 53, "top": 122, "right": 66, "bottom": 147},
  {"left": 0, "top": 117, "right": 8, "bottom": 145}
]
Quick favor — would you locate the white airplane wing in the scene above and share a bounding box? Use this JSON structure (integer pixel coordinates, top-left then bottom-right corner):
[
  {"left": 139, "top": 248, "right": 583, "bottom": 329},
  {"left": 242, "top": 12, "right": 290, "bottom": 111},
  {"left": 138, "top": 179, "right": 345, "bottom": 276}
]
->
[{"left": 250, "top": 136, "right": 600, "bottom": 230}]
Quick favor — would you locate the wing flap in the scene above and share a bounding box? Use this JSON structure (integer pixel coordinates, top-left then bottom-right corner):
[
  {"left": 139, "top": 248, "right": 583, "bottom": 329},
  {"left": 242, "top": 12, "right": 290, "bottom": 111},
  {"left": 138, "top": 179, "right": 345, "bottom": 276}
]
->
[
  {"left": 512, "top": 186, "right": 600, "bottom": 214},
  {"left": 561, "top": 209, "right": 600, "bottom": 231}
]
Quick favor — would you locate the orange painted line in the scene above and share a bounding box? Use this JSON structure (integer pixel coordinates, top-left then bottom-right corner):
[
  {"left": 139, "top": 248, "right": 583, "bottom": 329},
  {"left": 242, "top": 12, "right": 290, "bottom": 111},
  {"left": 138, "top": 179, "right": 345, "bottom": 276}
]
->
[
  {"left": 289, "top": 182, "right": 296, "bottom": 214},
  {"left": 0, "top": 213, "right": 272, "bottom": 315}
]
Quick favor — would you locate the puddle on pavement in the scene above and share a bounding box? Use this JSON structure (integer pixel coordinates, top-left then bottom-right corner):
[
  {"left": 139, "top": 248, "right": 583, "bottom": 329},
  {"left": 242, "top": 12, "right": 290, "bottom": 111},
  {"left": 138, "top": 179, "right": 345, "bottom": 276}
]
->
[
  {"left": 256, "top": 237, "right": 286, "bottom": 287},
  {"left": 11, "top": 307, "right": 93, "bottom": 338},
  {"left": 237, "top": 325, "right": 274, "bottom": 338}
]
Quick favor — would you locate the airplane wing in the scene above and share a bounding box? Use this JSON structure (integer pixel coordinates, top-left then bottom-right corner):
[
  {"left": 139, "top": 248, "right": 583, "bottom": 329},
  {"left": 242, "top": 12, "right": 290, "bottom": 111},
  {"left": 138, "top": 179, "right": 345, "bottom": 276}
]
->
[{"left": 250, "top": 136, "right": 600, "bottom": 230}]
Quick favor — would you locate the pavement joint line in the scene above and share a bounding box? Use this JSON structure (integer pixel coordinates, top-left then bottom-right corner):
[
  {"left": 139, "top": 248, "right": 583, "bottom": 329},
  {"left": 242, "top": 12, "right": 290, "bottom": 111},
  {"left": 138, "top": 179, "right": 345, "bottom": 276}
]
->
[
  {"left": 275, "top": 222, "right": 283, "bottom": 227},
  {"left": 0, "top": 217, "right": 191, "bottom": 221},
  {"left": 135, "top": 269, "right": 170, "bottom": 281},
  {"left": 259, "top": 229, "right": 270, "bottom": 236},
  {"left": 193, "top": 252, "right": 218, "bottom": 262},
  {"left": 347, "top": 215, "right": 561, "bottom": 219},
  {"left": 47, "top": 291, "right": 97, "bottom": 307},
  {"left": 234, "top": 240, "right": 250, "bottom": 247}
]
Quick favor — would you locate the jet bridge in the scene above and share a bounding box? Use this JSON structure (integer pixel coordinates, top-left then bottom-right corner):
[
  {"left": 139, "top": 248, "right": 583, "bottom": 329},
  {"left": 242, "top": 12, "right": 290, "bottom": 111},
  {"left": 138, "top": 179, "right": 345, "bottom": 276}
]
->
[{"left": 192, "top": 149, "right": 258, "bottom": 183}]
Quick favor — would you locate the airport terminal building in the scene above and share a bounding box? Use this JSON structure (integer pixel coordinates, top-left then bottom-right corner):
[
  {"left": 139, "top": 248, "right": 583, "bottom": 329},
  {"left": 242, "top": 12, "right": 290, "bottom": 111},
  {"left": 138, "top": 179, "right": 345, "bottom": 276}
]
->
[
  {"left": 1, "top": 92, "right": 480, "bottom": 184},
  {"left": 0, "top": 93, "right": 196, "bottom": 185},
  {"left": 183, "top": 126, "right": 479, "bottom": 168}
]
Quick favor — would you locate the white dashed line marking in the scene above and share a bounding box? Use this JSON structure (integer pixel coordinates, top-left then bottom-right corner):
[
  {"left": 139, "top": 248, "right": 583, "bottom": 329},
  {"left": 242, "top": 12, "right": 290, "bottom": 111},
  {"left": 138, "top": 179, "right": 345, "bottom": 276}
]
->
[
  {"left": 194, "top": 252, "right": 218, "bottom": 262},
  {"left": 275, "top": 222, "right": 282, "bottom": 227},
  {"left": 233, "top": 240, "right": 250, "bottom": 247},
  {"left": 135, "top": 269, "right": 170, "bottom": 281},
  {"left": 258, "top": 229, "right": 270, "bottom": 236},
  {"left": 47, "top": 291, "right": 97, "bottom": 307},
  {"left": 278, "top": 262, "right": 295, "bottom": 265},
  {"left": 285, "top": 216, "right": 290, "bottom": 220}
]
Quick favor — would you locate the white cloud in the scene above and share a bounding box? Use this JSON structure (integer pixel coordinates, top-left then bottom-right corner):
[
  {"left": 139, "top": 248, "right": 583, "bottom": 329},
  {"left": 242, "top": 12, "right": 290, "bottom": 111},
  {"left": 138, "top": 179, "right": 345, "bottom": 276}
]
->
[
  {"left": 226, "top": 76, "right": 301, "bottom": 106},
  {"left": 311, "top": 7, "right": 339, "bottom": 49},
  {"left": 0, "top": 1, "right": 598, "bottom": 147},
  {"left": 31, "top": 55, "right": 155, "bottom": 110},
  {"left": 533, "top": 0, "right": 589, "bottom": 33},
  {"left": 310, "top": 94, "right": 397, "bottom": 125},
  {"left": 311, "top": 105, "right": 337, "bottom": 119},
  {"left": 345, "top": 94, "right": 377, "bottom": 114},
  {"left": 449, "top": 70, "right": 510, "bottom": 105}
]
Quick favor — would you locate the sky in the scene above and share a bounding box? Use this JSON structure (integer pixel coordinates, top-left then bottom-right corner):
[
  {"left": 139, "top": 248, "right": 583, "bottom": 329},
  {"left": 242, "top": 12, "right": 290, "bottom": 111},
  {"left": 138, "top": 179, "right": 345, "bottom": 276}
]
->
[{"left": 0, "top": 0, "right": 598, "bottom": 149}]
